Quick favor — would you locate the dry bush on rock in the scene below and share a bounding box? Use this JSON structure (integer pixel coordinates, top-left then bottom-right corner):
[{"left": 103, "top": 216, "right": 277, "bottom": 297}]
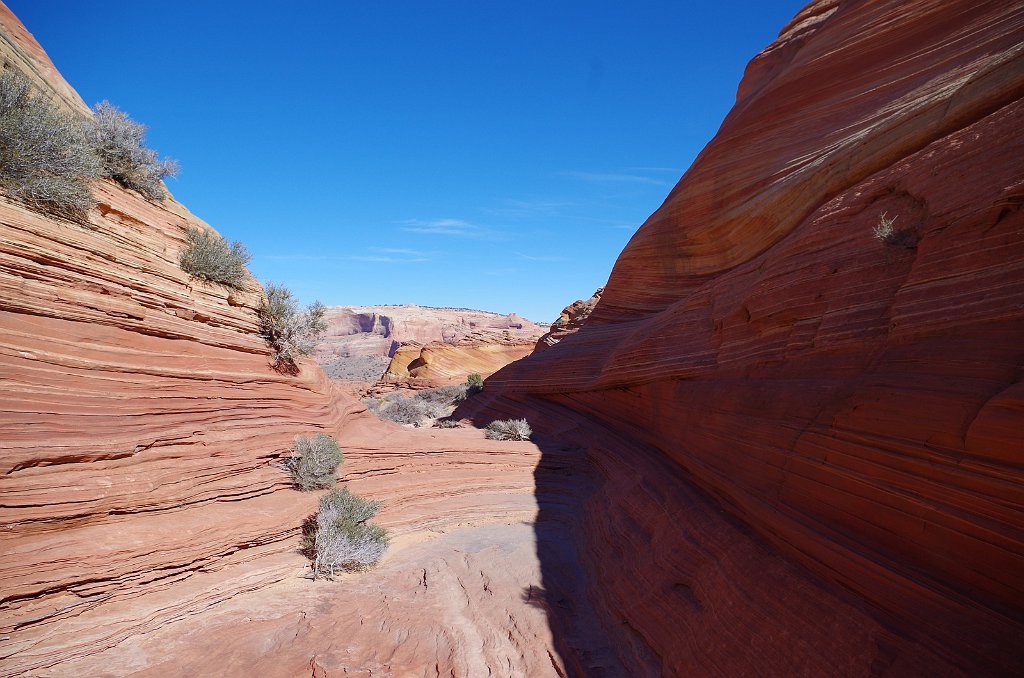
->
[
  {"left": 486, "top": 418, "right": 532, "bottom": 441},
  {"left": 258, "top": 282, "right": 327, "bottom": 371},
  {"left": 377, "top": 395, "right": 430, "bottom": 425},
  {"left": 304, "top": 488, "right": 389, "bottom": 579},
  {"left": 179, "top": 227, "right": 251, "bottom": 288},
  {"left": 287, "top": 433, "right": 343, "bottom": 491},
  {"left": 87, "top": 101, "right": 177, "bottom": 200},
  {"left": 0, "top": 69, "right": 100, "bottom": 220}
]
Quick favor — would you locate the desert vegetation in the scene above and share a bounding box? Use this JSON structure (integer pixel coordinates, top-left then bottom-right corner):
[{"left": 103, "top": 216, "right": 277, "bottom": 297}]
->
[
  {"left": 178, "top": 226, "right": 251, "bottom": 288},
  {"left": 0, "top": 69, "right": 99, "bottom": 220},
  {"left": 0, "top": 69, "right": 177, "bottom": 222},
  {"left": 367, "top": 382, "right": 478, "bottom": 426},
  {"left": 287, "top": 433, "right": 343, "bottom": 490},
  {"left": 86, "top": 101, "right": 177, "bottom": 200},
  {"left": 466, "top": 372, "right": 484, "bottom": 395},
  {"left": 873, "top": 211, "right": 917, "bottom": 249},
  {"left": 303, "top": 488, "right": 389, "bottom": 579},
  {"left": 486, "top": 418, "right": 532, "bottom": 441},
  {"left": 258, "top": 282, "right": 327, "bottom": 370}
]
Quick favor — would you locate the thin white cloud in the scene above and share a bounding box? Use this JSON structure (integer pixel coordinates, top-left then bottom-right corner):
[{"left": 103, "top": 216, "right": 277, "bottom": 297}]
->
[
  {"left": 370, "top": 247, "right": 428, "bottom": 256},
  {"left": 399, "top": 218, "right": 482, "bottom": 237},
  {"left": 562, "top": 171, "right": 669, "bottom": 186},
  {"left": 625, "top": 166, "right": 683, "bottom": 174},
  {"left": 514, "top": 251, "right": 566, "bottom": 262},
  {"left": 347, "top": 255, "right": 430, "bottom": 263}
]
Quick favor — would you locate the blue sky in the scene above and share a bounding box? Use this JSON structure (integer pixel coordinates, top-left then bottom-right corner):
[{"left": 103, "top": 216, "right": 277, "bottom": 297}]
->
[{"left": 9, "top": 1, "right": 806, "bottom": 322}]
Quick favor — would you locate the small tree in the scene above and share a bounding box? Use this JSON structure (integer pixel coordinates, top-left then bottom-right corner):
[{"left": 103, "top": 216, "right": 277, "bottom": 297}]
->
[
  {"left": 178, "top": 227, "right": 251, "bottom": 288},
  {"left": 466, "top": 373, "right": 484, "bottom": 396},
  {"left": 258, "top": 282, "right": 327, "bottom": 371},
  {"left": 486, "top": 418, "right": 532, "bottom": 441},
  {"left": 305, "top": 488, "right": 389, "bottom": 579},
  {"left": 288, "top": 433, "right": 343, "bottom": 490},
  {"left": 0, "top": 69, "right": 100, "bottom": 220},
  {"left": 86, "top": 101, "right": 178, "bottom": 200}
]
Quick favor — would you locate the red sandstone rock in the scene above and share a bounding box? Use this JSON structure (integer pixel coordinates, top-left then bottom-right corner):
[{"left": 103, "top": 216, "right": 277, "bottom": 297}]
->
[
  {"left": 470, "top": 0, "right": 1024, "bottom": 674},
  {"left": 316, "top": 304, "right": 545, "bottom": 361},
  {"left": 535, "top": 286, "right": 603, "bottom": 352}
]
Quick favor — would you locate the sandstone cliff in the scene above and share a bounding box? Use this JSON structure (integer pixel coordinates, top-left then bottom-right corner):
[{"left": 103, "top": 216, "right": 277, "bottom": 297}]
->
[
  {"left": 464, "top": 0, "right": 1024, "bottom": 674},
  {"left": 0, "top": 10, "right": 354, "bottom": 672},
  {"left": 0, "top": 8, "right": 567, "bottom": 676},
  {"left": 316, "top": 304, "right": 545, "bottom": 382}
]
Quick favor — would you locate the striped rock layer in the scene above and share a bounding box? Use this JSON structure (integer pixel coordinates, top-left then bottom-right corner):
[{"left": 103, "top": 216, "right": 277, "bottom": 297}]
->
[{"left": 468, "top": 0, "right": 1024, "bottom": 674}]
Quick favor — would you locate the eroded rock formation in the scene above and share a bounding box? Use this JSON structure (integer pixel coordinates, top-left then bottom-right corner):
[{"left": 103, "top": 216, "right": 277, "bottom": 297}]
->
[
  {"left": 465, "top": 0, "right": 1024, "bottom": 674},
  {"left": 316, "top": 304, "right": 545, "bottom": 382},
  {"left": 383, "top": 330, "right": 539, "bottom": 386}
]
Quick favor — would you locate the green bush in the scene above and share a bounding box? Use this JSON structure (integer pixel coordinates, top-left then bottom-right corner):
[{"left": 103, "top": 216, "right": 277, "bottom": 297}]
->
[
  {"left": 178, "top": 227, "right": 251, "bottom": 288},
  {"left": 287, "top": 433, "right": 343, "bottom": 491},
  {"left": 0, "top": 69, "right": 99, "bottom": 220},
  {"left": 87, "top": 101, "right": 177, "bottom": 200},
  {"left": 303, "top": 488, "right": 389, "bottom": 579},
  {"left": 486, "top": 418, "right": 532, "bottom": 441},
  {"left": 258, "top": 282, "right": 327, "bottom": 370},
  {"left": 466, "top": 373, "right": 484, "bottom": 396}
]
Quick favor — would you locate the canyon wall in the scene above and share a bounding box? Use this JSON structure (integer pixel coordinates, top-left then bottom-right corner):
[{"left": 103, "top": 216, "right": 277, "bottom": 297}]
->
[
  {"left": 0, "top": 11, "right": 356, "bottom": 671},
  {"left": 470, "top": 0, "right": 1024, "bottom": 674}
]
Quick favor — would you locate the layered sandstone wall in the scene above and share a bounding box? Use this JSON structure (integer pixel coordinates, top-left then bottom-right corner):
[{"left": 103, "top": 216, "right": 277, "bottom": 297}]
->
[
  {"left": 471, "top": 0, "right": 1024, "bottom": 674},
  {"left": 0, "top": 11, "right": 355, "bottom": 672}
]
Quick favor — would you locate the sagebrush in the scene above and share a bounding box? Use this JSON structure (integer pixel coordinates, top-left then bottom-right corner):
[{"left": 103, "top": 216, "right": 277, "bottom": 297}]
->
[
  {"left": 87, "top": 101, "right": 177, "bottom": 200},
  {"left": 0, "top": 69, "right": 99, "bottom": 220},
  {"left": 288, "top": 433, "right": 343, "bottom": 491},
  {"left": 179, "top": 227, "right": 251, "bottom": 288},
  {"left": 486, "top": 418, "right": 532, "bottom": 441},
  {"left": 258, "top": 282, "right": 327, "bottom": 370},
  {"left": 372, "top": 384, "right": 470, "bottom": 425},
  {"left": 303, "top": 488, "right": 389, "bottom": 579}
]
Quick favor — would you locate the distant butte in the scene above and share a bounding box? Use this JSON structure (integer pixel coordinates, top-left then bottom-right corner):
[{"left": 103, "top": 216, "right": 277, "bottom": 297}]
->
[{"left": 0, "top": 0, "right": 1021, "bottom": 676}]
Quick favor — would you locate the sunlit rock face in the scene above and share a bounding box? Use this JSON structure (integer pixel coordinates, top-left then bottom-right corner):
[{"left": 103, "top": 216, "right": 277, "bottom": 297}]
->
[
  {"left": 316, "top": 304, "right": 546, "bottom": 382},
  {"left": 471, "top": 0, "right": 1024, "bottom": 674},
  {"left": 0, "top": 7, "right": 353, "bottom": 671}
]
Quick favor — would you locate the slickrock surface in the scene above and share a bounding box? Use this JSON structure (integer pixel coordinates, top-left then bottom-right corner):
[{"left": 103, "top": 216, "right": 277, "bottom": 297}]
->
[
  {"left": 6, "top": 415, "right": 575, "bottom": 678},
  {"left": 466, "top": 0, "right": 1024, "bottom": 674}
]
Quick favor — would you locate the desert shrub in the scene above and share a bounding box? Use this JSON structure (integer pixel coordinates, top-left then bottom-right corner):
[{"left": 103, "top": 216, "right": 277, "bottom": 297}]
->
[
  {"left": 436, "top": 418, "right": 460, "bottom": 428},
  {"left": 178, "top": 226, "right": 251, "bottom": 288},
  {"left": 466, "top": 372, "right": 484, "bottom": 395},
  {"left": 486, "top": 418, "right": 532, "bottom": 441},
  {"left": 377, "top": 395, "right": 430, "bottom": 425},
  {"left": 414, "top": 383, "right": 469, "bottom": 407},
  {"left": 0, "top": 69, "right": 100, "bottom": 220},
  {"left": 258, "top": 282, "right": 327, "bottom": 370},
  {"left": 86, "top": 101, "right": 178, "bottom": 200},
  {"left": 872, "top": 212, "right": 898, "bottom": 243},
  {"left": 305, "top": 487, "right": 389, "bottom": 579},
  {"left": 287, "top": 433, "right": 343, "bottom": 491},
  {"left": 872, "top": 211, "right": 917, "bottom": 248}
]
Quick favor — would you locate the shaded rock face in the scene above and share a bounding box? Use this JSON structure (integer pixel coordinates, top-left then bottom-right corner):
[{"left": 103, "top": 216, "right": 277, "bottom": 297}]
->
[{"left": 471, "top": 0, "right": 1024, "bottom": 674}]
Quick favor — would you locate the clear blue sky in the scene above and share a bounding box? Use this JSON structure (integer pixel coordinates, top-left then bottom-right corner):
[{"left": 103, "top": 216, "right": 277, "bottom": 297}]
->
[{"left": 9, "top": 1, "right": 806, "bottom": 322}]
